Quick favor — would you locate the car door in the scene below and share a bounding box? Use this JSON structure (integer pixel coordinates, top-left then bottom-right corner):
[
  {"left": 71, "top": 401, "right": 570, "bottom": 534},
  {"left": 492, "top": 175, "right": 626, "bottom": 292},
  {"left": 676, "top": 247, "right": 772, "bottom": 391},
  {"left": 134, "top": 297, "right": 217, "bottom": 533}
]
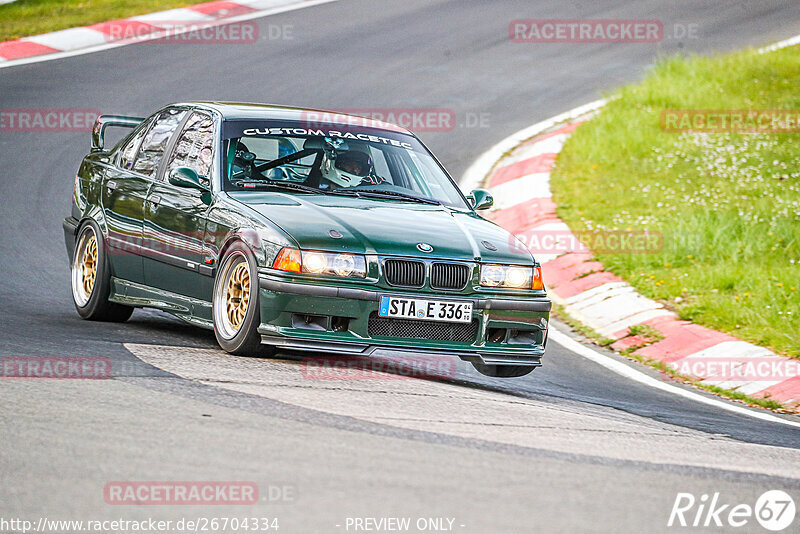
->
[
  {"left": 103, "top": 108, "right": 187, "bottom": 284},
  {"left": 142, "top": 111, "right": 216, "bottom": 301},
  {"left": 101, "top": 119, "right": 152, "bottom": 284}
]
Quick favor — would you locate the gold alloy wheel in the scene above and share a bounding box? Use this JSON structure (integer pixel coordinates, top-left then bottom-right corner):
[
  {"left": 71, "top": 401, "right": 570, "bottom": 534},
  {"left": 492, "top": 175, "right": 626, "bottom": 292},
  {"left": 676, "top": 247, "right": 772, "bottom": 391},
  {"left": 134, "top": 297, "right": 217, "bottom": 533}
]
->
[
  {"left": 81, "top": 234, "right": 98, "bottom": 297},
  {"left": 225, "top": 261, "right": 251, "bottom": 332},
  {"left": 72, "top": 229, "right": 98, "bottom": 307}
]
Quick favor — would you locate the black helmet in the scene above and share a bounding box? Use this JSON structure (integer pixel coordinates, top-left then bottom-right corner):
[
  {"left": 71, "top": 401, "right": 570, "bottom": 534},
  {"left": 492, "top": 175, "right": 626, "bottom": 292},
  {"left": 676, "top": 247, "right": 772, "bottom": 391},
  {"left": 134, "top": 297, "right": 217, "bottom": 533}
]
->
[{"left": 334, "top": 149, "right": 372, "bottom": 177}]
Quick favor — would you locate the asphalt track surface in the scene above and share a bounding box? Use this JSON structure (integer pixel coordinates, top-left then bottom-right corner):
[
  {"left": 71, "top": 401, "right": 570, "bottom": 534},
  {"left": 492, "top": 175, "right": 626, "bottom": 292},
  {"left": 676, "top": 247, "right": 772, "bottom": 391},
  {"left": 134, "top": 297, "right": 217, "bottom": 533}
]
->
[{"left": 2, "top": 1, "right": 800, "bottom": 532}]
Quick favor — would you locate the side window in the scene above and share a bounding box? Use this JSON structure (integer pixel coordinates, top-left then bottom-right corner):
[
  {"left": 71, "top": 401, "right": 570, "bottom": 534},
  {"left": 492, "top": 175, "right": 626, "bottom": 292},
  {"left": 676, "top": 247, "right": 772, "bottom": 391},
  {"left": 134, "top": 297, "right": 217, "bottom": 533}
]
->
[
  {"left": 118, "top": 125, "right": 148, "bottom": 170},
  {"left": 166, "top": 112, "right": 215, "bottom": 185},
  {"left": 132, "top": 109, "right": 186, "bottom": 177}
]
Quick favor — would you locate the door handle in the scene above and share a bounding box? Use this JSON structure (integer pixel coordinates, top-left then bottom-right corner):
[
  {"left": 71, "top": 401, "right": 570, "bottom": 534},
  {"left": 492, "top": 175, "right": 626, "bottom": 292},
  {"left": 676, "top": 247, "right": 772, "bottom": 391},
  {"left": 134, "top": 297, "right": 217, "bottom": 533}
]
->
[
  {"left": 106, "top": 180, "right": 118, "bottom": 191},
  {"left": 149, "top": 194, "right": 162, "bottom": 205}
]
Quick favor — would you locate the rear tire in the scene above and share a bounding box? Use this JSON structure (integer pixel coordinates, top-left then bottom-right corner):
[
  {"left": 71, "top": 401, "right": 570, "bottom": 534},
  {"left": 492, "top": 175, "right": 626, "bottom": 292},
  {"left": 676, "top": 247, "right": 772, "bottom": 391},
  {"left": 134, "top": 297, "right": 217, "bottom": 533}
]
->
[
  {"left": 472, "top": 362, "right": 535, "bottom": 378},
  {"left": 71, "top": 221, "right": 134, "bottom": 322},
  {"left": 213, "top": 242, "right": 271, "bottom": 356}
]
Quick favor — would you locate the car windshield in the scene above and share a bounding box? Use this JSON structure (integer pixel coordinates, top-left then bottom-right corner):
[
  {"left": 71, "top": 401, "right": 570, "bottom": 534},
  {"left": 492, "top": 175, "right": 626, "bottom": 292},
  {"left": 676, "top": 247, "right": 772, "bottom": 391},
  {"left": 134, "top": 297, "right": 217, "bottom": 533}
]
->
[{"left": 221, "top": 122, "right": 469, "bottom": 209}]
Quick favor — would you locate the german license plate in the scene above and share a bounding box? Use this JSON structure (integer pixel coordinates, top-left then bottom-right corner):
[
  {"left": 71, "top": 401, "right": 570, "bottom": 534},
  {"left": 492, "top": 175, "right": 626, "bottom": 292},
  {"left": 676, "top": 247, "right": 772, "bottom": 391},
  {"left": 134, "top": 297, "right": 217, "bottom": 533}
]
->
[{"left": 378, "top": 296, "right": 473, "bottom": 323}]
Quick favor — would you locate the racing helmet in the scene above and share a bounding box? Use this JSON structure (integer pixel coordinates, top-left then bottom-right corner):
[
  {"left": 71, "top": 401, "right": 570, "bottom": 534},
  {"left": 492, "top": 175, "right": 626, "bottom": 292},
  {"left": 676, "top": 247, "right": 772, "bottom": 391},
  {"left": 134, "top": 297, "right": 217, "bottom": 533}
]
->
[{"left": 320, "top": 144, "right": 373, "bottom": 187}]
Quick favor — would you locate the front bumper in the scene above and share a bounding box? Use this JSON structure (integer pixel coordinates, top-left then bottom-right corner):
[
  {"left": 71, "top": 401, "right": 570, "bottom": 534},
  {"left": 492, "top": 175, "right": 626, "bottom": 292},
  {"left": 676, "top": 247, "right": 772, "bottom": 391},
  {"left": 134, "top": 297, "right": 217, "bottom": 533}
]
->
[{"left": 257, "top": 274, "right": 551, "bottom": 367}]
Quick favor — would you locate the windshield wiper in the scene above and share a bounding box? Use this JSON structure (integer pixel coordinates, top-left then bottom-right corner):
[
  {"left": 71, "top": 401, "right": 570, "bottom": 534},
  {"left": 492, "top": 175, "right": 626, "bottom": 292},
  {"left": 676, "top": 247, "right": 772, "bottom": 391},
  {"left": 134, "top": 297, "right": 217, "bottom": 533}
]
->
[
  {"left": 231, "top": 179, "right": 320, "bottom": 194},
  {"left": 332, "top": 189, "right": 440, "bottom": 205},
  {"left": 232, "top": 181, "right": 441, "bottom": 205}
]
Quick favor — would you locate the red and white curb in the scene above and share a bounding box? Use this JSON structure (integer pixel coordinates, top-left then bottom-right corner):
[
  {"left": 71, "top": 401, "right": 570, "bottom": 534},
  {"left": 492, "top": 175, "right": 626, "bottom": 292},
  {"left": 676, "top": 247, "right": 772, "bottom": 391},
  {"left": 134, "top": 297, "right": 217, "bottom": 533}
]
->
[
  {"left": 477, "top": 119, "right": 800, "bottom": 410},
  {"left": 0, "top": 0, "right": 336, "bottom": 66}
]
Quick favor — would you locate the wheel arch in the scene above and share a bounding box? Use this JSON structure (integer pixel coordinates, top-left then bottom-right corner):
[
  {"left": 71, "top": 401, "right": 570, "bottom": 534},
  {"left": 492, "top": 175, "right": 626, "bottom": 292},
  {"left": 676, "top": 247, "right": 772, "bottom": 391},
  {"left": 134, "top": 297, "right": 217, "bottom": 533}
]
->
[
  {"left": 217, "top": 229, "right": 259, "bottom": 266},
  {"left": 78, "top": 206, "right": 108, "bottom": 239},
  {"left": 216, "top": 226, "right": 293, "bottom": 269}
]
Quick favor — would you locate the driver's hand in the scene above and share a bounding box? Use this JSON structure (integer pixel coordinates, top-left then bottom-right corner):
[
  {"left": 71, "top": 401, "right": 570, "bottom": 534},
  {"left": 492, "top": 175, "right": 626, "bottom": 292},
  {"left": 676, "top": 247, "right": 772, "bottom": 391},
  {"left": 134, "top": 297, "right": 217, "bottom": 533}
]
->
[{"left": 360, "top": 175, "right": 387, "bottom": 185}]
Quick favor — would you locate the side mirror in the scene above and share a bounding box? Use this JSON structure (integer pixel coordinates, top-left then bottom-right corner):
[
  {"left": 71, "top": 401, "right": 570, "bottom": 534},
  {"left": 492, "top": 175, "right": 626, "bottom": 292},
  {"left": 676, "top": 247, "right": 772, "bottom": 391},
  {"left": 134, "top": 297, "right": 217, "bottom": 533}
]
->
[
  {"left": 168, "top": 167, "right": 208, "bottom": 191},
  {"left": 468, "top": 189, "right": 494, "bottom": 210}
]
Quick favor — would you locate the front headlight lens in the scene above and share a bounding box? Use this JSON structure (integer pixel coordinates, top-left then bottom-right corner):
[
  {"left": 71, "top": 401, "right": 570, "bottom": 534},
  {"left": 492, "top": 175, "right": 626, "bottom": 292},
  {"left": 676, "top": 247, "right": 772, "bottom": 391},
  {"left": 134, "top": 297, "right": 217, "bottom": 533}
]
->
[
  {"left": 505, "top": 267, "right": 530, "bottom": 287},
  {"left": 480, "top": 265, "right": 505, "bottom": 287},
  {"left": 480, "top": 264, "right": 533, "bottom": 289},
  {"left": 302, "top": 251, "right": 366, "bottom": 278},
  {"left": 304, "top": 252, "right": 328, "bottom": 274},
  {"left": 332, "top": 254, "right": 356, "bottom": 277}
]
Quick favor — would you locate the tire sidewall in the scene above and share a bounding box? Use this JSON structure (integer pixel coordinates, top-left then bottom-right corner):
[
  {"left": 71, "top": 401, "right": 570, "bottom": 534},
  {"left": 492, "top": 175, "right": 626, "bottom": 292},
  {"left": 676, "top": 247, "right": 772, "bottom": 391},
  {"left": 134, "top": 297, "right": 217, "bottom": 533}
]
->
[
  {"left": 213, "top": 242, "right": 261, "bottom": 353},
  {"left": 71, "top": 221, "right": 110, "bottom": 318}
]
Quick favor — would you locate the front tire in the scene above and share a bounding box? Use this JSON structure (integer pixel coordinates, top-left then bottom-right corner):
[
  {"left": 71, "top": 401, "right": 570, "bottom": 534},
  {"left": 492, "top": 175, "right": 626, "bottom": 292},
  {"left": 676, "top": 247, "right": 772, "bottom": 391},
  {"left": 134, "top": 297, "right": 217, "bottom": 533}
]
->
[
  {"left": 472, "top": 362, "right": 536, "bottom": 378},
  {"left": 213, "top": 242, "right": 270, "bottom": 356},
  {"left": 71, "top": 221, "right": 134, "bottom": 322}
]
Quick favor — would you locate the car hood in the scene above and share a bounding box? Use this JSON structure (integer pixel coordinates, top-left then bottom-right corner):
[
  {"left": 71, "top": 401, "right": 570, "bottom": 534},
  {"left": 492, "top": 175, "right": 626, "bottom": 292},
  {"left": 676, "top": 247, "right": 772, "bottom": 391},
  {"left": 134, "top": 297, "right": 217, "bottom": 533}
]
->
[{"left": 229, "top": 192, "right": 535, "bottom": 263}]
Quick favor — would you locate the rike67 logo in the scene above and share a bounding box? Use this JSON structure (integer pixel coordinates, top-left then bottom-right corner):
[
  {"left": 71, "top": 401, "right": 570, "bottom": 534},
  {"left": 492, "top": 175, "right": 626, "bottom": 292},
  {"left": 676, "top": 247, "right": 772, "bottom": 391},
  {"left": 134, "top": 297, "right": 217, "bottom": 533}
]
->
[{"left": 668, "top": 490, "right": 796, "bottom": 531}]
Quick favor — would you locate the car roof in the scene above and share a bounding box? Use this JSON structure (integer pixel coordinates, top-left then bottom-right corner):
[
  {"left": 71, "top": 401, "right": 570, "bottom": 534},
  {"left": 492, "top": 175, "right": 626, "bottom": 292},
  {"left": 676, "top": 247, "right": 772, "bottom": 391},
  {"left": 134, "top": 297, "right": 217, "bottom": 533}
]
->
[{"left": 179, "top": 101, "right": 414, "bottom": 135}]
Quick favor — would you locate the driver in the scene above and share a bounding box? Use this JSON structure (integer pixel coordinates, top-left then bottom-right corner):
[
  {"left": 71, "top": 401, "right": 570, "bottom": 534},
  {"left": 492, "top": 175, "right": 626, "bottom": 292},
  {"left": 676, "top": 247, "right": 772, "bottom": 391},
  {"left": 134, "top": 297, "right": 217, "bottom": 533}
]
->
[
  {"left": 321, "top": 145, "right": 385, "bottom": 187},
  {"left": 336, "top": 150, "right": 371, "bottom": 177},
  {"left": 321, "top": 145, "right": 372, "bottom": 187}
]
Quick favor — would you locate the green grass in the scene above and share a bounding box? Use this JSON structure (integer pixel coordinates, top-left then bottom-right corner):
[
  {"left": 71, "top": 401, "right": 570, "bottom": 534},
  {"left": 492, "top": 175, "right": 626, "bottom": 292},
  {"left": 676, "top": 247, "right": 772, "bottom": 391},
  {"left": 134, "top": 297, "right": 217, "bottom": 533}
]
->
[
  {"left": 551, "top": 45, "right": 800, "bottom": 358},
  {"left": 0, "top": 0, "right": 196, "bottom": 42}
]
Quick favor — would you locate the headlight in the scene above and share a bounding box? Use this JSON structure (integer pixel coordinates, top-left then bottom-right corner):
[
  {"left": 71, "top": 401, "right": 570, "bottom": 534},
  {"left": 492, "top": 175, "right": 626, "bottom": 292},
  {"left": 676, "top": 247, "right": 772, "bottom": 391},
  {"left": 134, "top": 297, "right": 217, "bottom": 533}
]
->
[
  {"left": 304, "top": 252, "right": 328, "bottom": 274},
  {"left": 480, "top": 264, "right": 533, "bottom": 289},
  {"left": 273, "top": 248, "right": 367, "bottom": 278}
]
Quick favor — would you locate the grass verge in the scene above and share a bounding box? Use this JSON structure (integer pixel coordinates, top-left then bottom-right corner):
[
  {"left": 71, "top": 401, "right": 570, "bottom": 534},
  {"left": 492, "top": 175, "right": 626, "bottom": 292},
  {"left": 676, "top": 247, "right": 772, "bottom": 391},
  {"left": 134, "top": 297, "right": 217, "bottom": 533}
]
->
[
  {"left": 550, "top": 45, "right": 800, "bottom": 358},
  {"left": 0, "top": 0, "right": 196, "bottom": 42}
]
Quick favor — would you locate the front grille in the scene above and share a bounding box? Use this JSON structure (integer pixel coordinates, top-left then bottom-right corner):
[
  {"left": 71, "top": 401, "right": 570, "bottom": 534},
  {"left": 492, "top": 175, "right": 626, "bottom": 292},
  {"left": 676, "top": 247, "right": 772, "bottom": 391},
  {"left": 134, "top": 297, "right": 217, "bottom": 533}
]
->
[
  {"left": 431, "top": 262, "right": 471, "bottom": 290},
  {"left": 384, "top": 259, "right": 425, "bottom": 287},
  {"left": 368, "top": 312, "right": 478, "bottom": 343}
]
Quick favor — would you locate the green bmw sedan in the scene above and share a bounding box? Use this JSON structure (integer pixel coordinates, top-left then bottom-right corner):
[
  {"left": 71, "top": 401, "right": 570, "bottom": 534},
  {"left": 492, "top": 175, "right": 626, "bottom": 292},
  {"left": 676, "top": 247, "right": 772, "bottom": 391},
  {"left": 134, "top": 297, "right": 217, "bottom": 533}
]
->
[{"left": 64, "top": 102, "right": 550, "bottom": 378}]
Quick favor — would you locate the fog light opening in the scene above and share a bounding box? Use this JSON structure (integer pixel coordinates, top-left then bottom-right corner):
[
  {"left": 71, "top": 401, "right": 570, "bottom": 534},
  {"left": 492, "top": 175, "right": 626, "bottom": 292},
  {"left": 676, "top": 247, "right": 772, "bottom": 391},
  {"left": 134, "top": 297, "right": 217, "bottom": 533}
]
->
[
  {"left": 291, "top": 314, "right": 329, "bottom": 331},
  {"left": 331, "top": 316, "right": 350, "bottom": 332},
  {"left": 507, "top": 329, "right": 539, "bottom": 345},
  {"left": 487, "top": 328, "right": 507, "bottom": 343}
]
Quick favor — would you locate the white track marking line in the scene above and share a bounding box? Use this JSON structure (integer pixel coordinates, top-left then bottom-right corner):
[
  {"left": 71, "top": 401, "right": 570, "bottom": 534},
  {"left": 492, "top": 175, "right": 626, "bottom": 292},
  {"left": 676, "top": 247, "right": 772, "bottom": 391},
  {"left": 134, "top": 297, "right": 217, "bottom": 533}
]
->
[
  {"left": 759, "top": 33, "right": 800, "bottom": 52},
  {"left": 0, "top": 0, "right": 340, "bottom": 69},
  {"left": 550, "top": 327, "right": 800, "bottom": 428}
]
